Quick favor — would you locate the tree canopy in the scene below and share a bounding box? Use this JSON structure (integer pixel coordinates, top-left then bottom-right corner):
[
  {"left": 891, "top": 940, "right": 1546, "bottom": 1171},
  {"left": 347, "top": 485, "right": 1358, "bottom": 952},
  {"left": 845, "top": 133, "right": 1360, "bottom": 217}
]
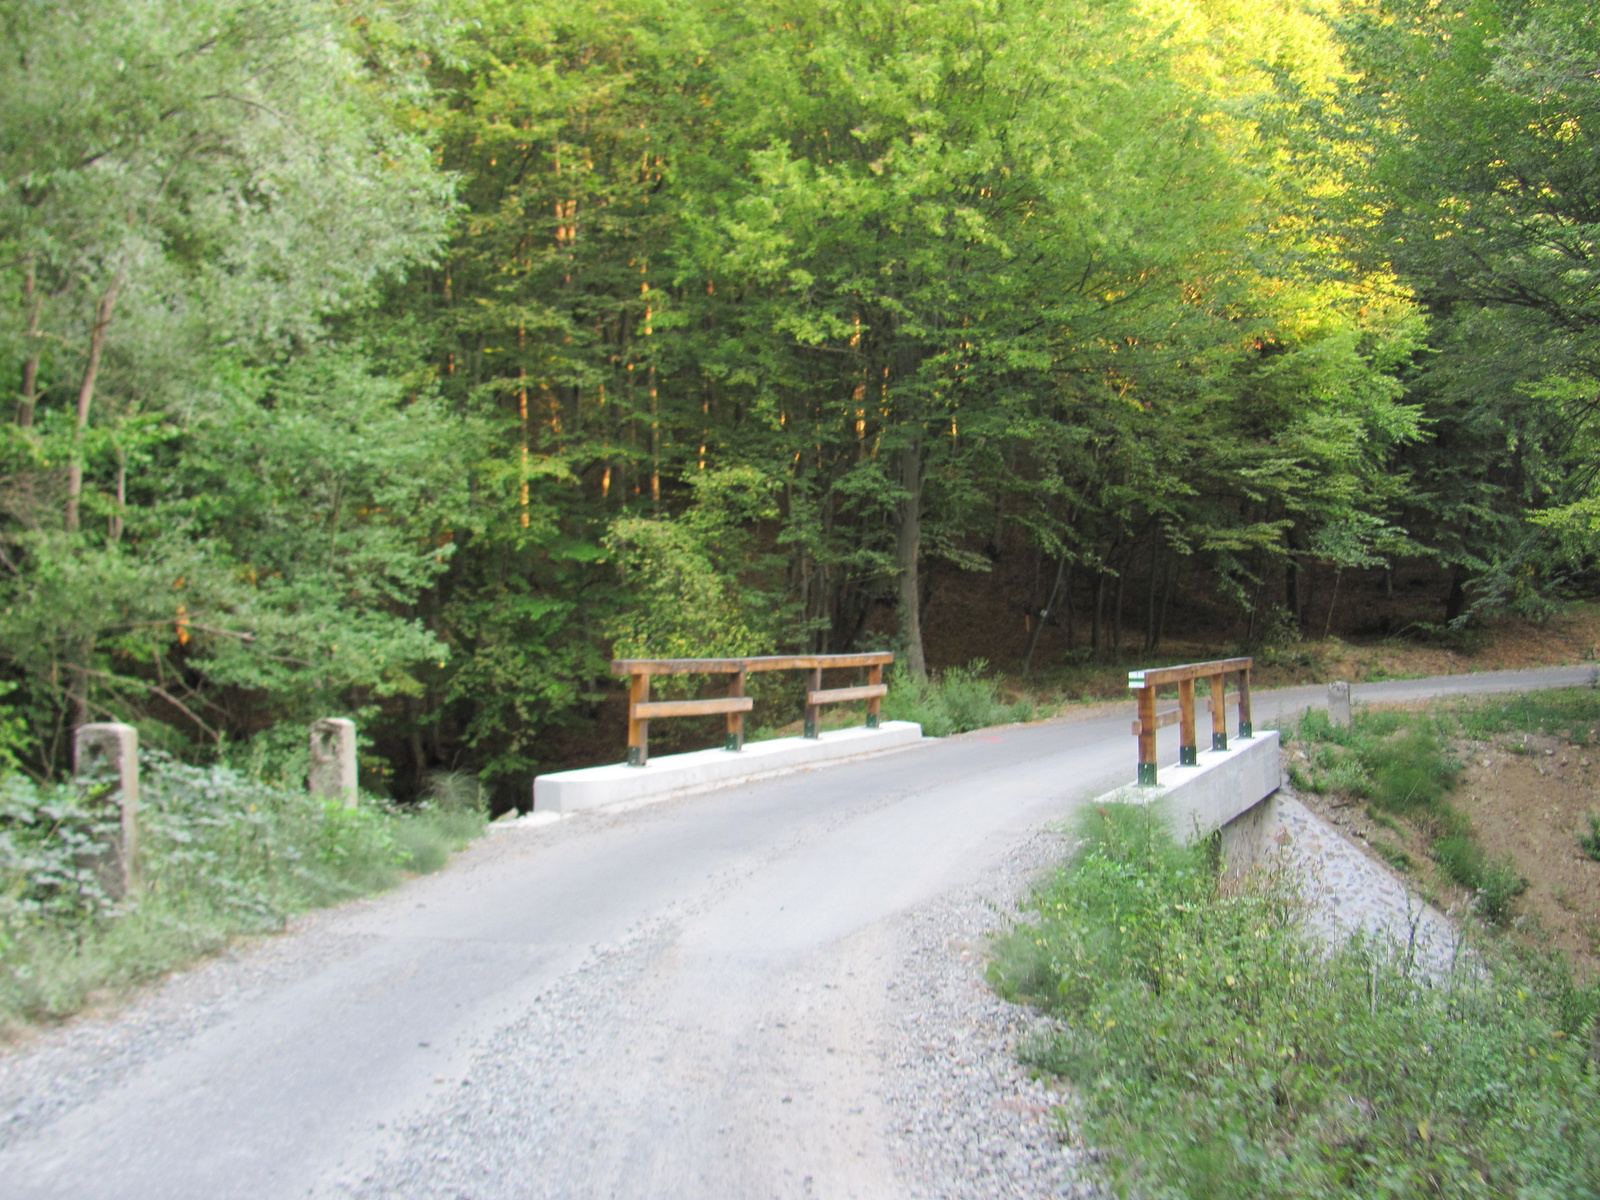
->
[{"left": 3, "top": 0, "right": 1593, "bottom": 803}]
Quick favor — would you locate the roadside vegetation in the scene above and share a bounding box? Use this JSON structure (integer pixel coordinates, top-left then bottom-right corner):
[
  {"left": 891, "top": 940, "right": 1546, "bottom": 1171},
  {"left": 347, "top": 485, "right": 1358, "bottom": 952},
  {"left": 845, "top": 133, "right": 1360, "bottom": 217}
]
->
[
  {"left": 1286, "top": 688, "right": 1600, "bottom": 930},
  {"left": 0, "top": 758, "right": 485, "bottom": 1034},
  {"left": 992, "top": 805, "right": 1600, "bottom": 1199}
]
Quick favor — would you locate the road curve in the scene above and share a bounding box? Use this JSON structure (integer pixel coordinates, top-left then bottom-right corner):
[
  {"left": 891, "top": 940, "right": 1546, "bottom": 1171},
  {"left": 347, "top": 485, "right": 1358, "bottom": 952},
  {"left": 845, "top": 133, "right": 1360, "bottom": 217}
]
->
[{"left": 0, "top": 664, "right": 1589, "bottom": 1199}]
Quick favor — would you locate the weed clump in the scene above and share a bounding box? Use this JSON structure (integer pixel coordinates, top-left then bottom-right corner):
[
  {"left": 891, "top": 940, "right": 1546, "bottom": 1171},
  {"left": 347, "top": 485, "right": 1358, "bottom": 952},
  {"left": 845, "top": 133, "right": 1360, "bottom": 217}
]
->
[
  {"left": 991, "top": 804, "right": 1600, "bottom": 1200},
  {"left": 1580, "top": 813, "right": 1600, "bottom": 863}
]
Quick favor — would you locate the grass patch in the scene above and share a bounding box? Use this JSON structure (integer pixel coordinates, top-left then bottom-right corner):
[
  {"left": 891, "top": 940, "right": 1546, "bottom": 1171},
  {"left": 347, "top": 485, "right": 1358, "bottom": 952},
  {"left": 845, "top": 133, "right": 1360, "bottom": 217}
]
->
[
  {"left": 1455, "top": 687, "right": 1600, "bottom": 747},
  {"left": 991, "top": 804, "right": 1600, "bottom": 1200},
  {"left": 0, "top": 756, "right": 485, "bottom": 1031}
]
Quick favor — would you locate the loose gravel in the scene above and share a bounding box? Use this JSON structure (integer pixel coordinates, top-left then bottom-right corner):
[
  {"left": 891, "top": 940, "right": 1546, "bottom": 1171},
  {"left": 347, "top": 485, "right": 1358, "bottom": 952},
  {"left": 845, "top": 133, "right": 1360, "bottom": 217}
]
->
[{"left": 880, "top": 825, "right": 1106, "bottom": 1199}]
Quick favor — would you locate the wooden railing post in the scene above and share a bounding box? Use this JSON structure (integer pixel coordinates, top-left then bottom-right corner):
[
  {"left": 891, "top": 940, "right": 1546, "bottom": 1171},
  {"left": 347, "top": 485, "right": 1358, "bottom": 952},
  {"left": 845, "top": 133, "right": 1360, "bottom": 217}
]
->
[
  {"left": 803, "top": 665, "right": 822, "bottom": 738},
  {"left": 1177, "top": 678, "right": 1198, "bottom": 766},
  {"left": 866, "top": 663, "right": 883, "bottom": 729},
  {"left": 1136, "top": 682, "right": 1158, "bottom": 785},
  {"left": 628, "top": 671, "right": 651, "bottom": 766},
  {"left": 726, "top": 667, "right": 747, "bottom": 751},
  {"left": 1128, "top": 656, "right": 1253, "bottom": 785},
  {"left": 1209, "top": 672, "right": 1228, "bottom": 751}
]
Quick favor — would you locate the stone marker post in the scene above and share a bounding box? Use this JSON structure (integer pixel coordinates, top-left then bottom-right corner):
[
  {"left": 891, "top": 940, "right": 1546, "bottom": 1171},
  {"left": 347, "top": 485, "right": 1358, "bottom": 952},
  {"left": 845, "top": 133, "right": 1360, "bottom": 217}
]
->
[
  {"left": 309, "top": 718, "right": 358, "bottom": 806},
  {"left": 1328, "top": 680, "right": 1352, "bottom": 729},
  {"left": 73, "top": 723, "right": 141, "bottom": 894}
]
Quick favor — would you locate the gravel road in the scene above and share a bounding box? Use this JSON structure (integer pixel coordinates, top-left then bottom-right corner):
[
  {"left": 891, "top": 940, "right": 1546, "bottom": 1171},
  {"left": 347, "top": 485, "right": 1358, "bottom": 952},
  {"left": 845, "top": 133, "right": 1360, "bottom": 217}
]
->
[{"left": 0, "top": 665, "right": 1585, "bottom": 1199}]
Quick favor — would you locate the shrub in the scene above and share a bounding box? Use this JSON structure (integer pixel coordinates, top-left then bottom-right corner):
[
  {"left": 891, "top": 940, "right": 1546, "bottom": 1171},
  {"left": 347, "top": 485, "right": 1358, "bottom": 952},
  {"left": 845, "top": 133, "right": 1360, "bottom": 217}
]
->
[{"left": 882, "top": 659, "right": 1031, "bottom": 736}]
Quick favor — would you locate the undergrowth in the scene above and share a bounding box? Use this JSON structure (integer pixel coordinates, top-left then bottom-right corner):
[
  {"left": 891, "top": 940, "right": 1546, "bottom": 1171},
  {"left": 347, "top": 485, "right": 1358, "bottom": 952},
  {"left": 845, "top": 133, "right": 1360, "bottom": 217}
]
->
[
  {"left": 0, "top": 755, "right": 485, "bottom": 1031},
  {"left": 882, "top": 659, "right": 1034, "bottom": 737},
  {"left": 991, "top": 805, "right": 1600, "bottom": 1199}
]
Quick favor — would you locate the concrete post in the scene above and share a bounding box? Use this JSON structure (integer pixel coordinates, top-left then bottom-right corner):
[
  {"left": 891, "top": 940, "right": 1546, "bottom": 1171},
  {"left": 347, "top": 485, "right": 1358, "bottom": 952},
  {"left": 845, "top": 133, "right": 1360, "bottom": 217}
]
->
[
  {"left": 1327, "top": 680, "right": 1352, "bottom": 729},
  {"left": 309, "top": 718, "right": 358, "bottom": 806},
  {"left": 73, "top": 723, "right": 140, "bottom": 894}
]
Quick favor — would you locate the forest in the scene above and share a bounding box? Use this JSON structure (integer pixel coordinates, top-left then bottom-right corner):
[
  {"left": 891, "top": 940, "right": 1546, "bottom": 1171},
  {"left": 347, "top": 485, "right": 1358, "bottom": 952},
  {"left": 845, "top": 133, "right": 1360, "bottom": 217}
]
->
[{"left": 4, "top": 0, "right": 1599, "bottom": 808}]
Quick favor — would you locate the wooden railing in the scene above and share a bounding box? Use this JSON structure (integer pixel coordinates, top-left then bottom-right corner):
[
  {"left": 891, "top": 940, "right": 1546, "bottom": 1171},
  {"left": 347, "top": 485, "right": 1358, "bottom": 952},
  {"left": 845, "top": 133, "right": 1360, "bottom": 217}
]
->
[
  {"left": 611, "top": 652, "right": 894, "bottom": 766},
  {"left": 1127, "top": 656, "right": 1253, "bottom": 785}
]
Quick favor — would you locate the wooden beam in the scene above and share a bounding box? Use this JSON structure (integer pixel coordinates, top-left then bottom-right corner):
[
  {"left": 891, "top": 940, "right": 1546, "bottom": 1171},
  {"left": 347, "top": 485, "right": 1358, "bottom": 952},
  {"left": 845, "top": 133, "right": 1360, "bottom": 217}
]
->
[
  {"left": 1130, "top": 707, "right": 1181, "bottom": 737},
  {"left": 1127, "top": 657, "right": 1253, "bottom": 688},
  {"left": 1209, "top": 672, "right": 1228, "bottom": 750},
  {"left": 612, "top": 652, "right": 893, "bottom": 676},
  {"left": 808, "top": 684, "right": 889, "bottom": 705},
  {"left": 633, "top": 697, "right": 754, "bottom": 720},
  {"left": 627, "top": 672, "right": 650, "bottom": 767}
]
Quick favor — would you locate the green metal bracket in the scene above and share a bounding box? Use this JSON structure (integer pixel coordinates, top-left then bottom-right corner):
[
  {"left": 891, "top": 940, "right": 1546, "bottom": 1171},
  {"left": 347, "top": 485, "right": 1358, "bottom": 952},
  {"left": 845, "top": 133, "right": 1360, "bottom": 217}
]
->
[
  {"left": 804, "top": 715, "right": 819, "bottom": 740},
  {"left": 724, "top": 733, "right": 743, "bottom": 752},
  {"left": 1137, "top": 762, "right": 1159, "bottom": 786},
  {"left": 1213, "top": 733, "right": 1228, "bottom": 752},
  {"left": 866, "top": 713, "right": 880, "bottom": 730},
  {"left": 1239, "top": 721, "right": 1252, "bottom": 738},
  {"left": 1179, "top": 744, "right": 1198, "bottom": 766},
  {"left": 627, "top": 746, "right": 644, "bottom": 767}
]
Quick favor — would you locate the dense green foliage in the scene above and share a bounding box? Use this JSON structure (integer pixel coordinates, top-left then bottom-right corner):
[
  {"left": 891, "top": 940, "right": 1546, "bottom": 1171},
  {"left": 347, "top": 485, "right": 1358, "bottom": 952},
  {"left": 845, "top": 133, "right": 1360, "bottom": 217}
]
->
[
  {"left": 992, "top": 804, "right": 1600, "bottom": 1199},
  {"left": 0, "top": 756, "right": 484, "bottom": 1027},
  {"left": 4, "top": 0, "right": 1600, "bottom": 800}
]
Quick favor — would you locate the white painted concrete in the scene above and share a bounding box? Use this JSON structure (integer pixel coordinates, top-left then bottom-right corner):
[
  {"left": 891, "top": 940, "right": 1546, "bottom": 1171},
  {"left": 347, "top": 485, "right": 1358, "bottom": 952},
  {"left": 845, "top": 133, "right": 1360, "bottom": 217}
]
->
[
  {"left": 1101, "top": 730, "right": 1282, "bottom": 846},
  {"left": 532, "top": 721, "right": 925, "bottom": 813}
]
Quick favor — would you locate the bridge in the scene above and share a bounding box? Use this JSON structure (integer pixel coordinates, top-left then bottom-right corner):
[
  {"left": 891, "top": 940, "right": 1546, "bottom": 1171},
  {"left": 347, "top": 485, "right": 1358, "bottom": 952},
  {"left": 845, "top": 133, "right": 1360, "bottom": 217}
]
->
[{"left": 0, "top": 665, "right": 1588, "bottom": 1199}]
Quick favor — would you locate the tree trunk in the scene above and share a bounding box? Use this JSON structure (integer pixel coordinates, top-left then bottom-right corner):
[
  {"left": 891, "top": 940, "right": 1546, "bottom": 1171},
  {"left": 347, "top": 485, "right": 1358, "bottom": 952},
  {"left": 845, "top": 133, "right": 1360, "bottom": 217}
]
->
[
  {"left": 65, "top": 272, "right": 125, "bottom": 533},
  {"left": 1445, "top": 568, "right": 1468, "bottom": 623},
  {"left": 1155, "top": 556, "right": 1176, "bottom": 650},
  {"left": 1091, "top": 568, "right": 1106, "bottom": 661},
  {"left": 1112, "top": 560, "right": 1126, "bottom": 653},
  {"left": 109, "top": 449, "right": 126, "bottom": 543},
  {"left": 1145, "top": 540, "right": 1161, "bottom": 652},
  {"left": 18, "top": 255, "right": 40, "bottom": 427},
  {"left": 1022, "top": 556, "right": 1066, "bottom": 674},
  {"left": 896, "top": 427, "right": 927, "bottom": 678}
]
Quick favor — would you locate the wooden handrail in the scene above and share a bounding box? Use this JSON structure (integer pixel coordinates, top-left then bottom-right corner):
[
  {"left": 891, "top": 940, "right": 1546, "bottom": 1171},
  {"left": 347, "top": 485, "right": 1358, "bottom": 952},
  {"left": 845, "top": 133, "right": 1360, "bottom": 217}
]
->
[
  {"left": 1127, "top": 656, "right": 1253, "bottom": 785},
  {"left": 611, "top": 652, "right": 892, "bottom": 676},
  {"left": 1127, "top": 657, "right": 1253, "bottom": 687},
  {"left": 613, "top": 652, "right": 893, "bottom": 766}
]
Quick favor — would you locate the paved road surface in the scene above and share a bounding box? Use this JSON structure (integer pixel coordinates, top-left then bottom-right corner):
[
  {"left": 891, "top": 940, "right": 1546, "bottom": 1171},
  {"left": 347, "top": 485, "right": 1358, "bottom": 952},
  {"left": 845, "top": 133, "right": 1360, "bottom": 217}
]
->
[{"left": 0, "top": 664, "right": 1589, "bottom": 1199}]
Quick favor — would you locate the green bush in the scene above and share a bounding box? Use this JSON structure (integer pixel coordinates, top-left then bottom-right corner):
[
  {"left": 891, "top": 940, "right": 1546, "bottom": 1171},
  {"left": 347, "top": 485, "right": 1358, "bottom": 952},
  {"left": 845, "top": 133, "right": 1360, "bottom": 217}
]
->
[
  {"left": 0, "top": 755, "right": 485, "bottom": 1028},
  {"left": 1581, "top": 813, "right": 1600, "bottom": 863},
  {"left": 991, "top": 805, "right": 1600, "bottom": 1200},
  {"left": 881, "top": 659, "right": 1032, "bottom": 737}
]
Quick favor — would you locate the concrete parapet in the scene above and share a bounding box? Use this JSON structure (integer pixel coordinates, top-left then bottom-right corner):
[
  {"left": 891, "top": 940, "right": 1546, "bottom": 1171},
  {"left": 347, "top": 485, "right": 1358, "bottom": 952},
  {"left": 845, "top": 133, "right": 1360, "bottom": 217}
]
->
[
  {"left": 533, "top": 721, "right": 924, "bottom": 814},
  {"left": 309, "top": 718, "right": 358, "bottom": 806},
  {"left": 73, "top": 722, "right": 140, "bottom": 894},
  {"left": 1102, "top": 731, "right": 1282, "bottom": 871}
]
